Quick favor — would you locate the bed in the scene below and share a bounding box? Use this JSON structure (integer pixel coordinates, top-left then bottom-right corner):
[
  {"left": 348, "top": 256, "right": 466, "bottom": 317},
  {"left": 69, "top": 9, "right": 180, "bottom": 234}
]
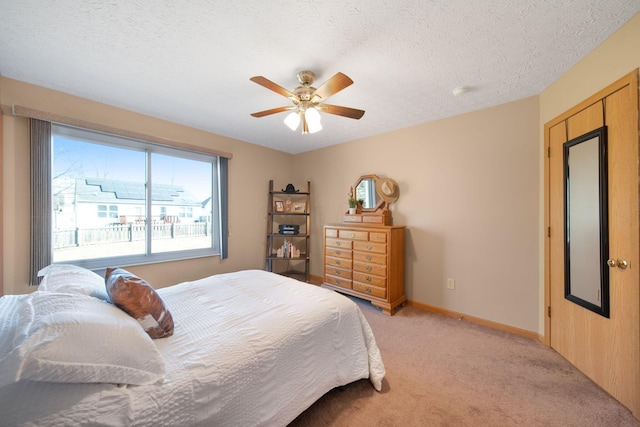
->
[{"left": 0, "top": 268, "right": 385, "bottom": 426}]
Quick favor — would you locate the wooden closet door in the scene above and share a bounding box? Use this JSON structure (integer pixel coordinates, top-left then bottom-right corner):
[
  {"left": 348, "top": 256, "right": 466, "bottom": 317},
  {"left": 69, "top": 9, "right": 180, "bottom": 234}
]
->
[{"left": 547, "top": 71, "right": 640, "bottom": 418}]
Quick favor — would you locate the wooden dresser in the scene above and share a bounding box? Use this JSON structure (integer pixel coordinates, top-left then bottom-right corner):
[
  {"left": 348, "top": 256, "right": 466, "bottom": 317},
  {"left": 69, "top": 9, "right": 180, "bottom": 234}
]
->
[{"left": 322, "top": 223, "right": 406, "bottom": 315}]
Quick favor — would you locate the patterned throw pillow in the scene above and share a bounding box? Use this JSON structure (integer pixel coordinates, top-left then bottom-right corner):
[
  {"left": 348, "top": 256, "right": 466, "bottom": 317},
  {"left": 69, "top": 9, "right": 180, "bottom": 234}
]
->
[{"left": 105, "top": 267, "right": 174, "bottom": 339}]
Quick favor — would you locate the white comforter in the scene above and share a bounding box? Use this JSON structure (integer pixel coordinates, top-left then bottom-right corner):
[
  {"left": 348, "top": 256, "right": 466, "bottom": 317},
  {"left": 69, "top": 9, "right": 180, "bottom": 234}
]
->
[{"left": 0, "top": 269, "right": 385, "bottom": 426}]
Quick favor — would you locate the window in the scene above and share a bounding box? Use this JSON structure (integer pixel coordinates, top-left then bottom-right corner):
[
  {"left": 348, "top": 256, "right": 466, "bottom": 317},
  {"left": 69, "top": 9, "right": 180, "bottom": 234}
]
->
[
  {"left": 179, "top": 207, "right": 193, "bottom": 219},
  {"left": 97, "top": 205, "right": 118, "bottom": 218},
  {"left": 49, "top": 124, "right": 225, "bottom": 269}
]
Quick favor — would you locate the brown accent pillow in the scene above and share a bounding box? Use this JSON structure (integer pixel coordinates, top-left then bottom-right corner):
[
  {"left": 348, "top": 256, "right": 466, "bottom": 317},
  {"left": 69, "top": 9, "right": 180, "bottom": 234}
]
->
[{"left": 105, "top": 267, "right": 174, "bottom": 339}]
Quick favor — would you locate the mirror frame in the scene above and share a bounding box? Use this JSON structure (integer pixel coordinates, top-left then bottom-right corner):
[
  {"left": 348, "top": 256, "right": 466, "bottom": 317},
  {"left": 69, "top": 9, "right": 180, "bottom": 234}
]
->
[
  {"left": 563, "top": 126, "right": 609, "bottom": 318},
  {"left": 354, "top": 174, "right": 384, "bottom": 211}
]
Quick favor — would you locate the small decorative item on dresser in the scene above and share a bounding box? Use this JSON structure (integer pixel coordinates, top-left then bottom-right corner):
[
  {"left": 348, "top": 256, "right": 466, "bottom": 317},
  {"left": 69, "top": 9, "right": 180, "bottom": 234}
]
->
[
  {"left": 348, "top": 187, "right": 358, "bottom": 215},
  {"left": 348, "top": 198, "right": 358, "bottom": 214}
]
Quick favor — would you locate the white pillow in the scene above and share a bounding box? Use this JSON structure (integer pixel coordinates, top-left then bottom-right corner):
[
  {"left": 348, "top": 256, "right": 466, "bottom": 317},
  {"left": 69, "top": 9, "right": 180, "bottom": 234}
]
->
[
  {"left": 38, "top": 264, "right": 109, "bottom": 301},
  {"left": 0, "top": 291, "right": 166, "bottom": 387}
]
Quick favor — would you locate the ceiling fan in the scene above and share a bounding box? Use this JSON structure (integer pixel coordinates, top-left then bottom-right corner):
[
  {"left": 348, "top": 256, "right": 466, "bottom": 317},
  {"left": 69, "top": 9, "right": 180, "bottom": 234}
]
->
[{"left": 250, "top": 70, "right": 365, "bottom": 134}]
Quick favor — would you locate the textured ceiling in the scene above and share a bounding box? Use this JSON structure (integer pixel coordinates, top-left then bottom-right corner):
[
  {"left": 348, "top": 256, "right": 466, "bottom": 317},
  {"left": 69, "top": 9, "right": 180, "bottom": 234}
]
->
[{"left": 1, "top": 1, "right": 638, "bottom": 154}]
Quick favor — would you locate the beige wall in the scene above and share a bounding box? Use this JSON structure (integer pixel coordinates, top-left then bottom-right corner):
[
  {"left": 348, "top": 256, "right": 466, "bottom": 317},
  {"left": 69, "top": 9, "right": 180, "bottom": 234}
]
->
[
  {"left": 1, "top": 77, "right": 294, "bottom": 295},
  {"left": 294, "top": 97, "right": 541, "bottom": 332}
]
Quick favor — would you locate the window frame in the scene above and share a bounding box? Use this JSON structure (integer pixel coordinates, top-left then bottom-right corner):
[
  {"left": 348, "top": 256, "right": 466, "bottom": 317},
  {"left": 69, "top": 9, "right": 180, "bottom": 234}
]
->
[{"left": 50, "top": 124, "right": 223, "bottom": 270}]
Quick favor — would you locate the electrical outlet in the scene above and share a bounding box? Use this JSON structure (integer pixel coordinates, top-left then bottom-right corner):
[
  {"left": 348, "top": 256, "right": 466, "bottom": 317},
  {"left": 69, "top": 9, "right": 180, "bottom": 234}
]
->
[{"left": 447, "top": 278, "right": 455, "bottom": 290}]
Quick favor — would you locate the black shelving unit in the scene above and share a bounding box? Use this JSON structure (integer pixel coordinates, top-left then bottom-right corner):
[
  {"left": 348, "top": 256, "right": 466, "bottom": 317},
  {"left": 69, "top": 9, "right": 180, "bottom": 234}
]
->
[{"left": 266, "top": 180, "right": 310, "bottom": 282}]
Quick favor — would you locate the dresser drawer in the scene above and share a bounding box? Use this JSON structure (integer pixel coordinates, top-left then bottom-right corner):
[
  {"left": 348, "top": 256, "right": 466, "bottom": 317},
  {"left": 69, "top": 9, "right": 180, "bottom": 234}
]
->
[
  {"left": 325, "top": 256, "right": 352, "bottom": 270},
  {"left": 325, "top": 228, "right": 338, "bottom": 238},
  {"left": 353, "top": 281, "right": 386, "bottom": 299},
  {"left": 362, "top": 215, "right": 384, "bottom": 224},
  {"left": 325, "top": 274, "right": 352, "bottom": 289},
  {"left": 339, "top": 229, "right": 369, "bottom": 241},
  {"left": 353, "top": 251, "right": 386, "bottom": 265},
  {"left": 325, "top": 266, "right": 353, "bottom": 280},
  {"left": 353, "top": 240, "right": 387, "bottom": 254},
  {"left": 353, "top": 261, "right": 386, "bottom": 277},
  {"left": 325, "top": 247, "right": 352, "bottom": 259},
  {"left": 353, "top": 271, "right": 386, "bottom": 288},
  {"left": 369, "top": 232, "right": 387, "bottom": 243},
  {"left": 325, "top": 238, "right": 353, "bottom": 249}
]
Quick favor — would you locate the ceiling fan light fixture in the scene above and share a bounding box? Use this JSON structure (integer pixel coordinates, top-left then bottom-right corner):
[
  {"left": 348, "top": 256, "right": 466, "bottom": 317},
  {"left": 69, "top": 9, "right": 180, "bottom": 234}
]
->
[
  {"left": 284, "top": 111, "right": 301, "bottom": 131},
  {"left": 307, "top": 119, "right": 322, "bottom": 134},
  {"left": 251, "top": 70, "right": 364, "bottom": 135},
  {"left": 305, "top": 107, "right": 322, "bottom": 134},
  {"left": 305, "top": 107, "right": 321, "bottom": 123}
]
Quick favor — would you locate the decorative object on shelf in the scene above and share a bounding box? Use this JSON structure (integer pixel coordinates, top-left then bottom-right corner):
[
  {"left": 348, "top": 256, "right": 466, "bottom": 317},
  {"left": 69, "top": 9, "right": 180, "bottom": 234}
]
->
[
  {"left": 278, "top": 224, "right": 300, "bottom": 235},
  {"left": 284, "top": 199, "right": 292, "bottom": 212},
  {"left": 276, "top": 240, "right": 301, "bottom": 258},
  {"left": 282, "top": 183, "right": 299, "bottom": 193},
  {"left": 274, "top": 200, "right": 284, "bottom": 212},
  {"left": 292, "top": 201, "right": 306, "bottom": 213}
]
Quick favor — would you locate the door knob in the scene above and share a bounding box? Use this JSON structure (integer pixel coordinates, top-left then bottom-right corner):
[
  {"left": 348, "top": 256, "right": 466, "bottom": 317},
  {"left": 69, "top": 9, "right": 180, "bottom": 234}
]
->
[{"left": 607, "top": 258, "right": 628, "bottom": 269}]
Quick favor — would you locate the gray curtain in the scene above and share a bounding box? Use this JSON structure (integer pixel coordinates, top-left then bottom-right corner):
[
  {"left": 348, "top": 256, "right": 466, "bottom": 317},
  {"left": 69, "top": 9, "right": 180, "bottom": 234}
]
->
[
  {"left": 219, "top": 157, "right": 228, "bottom": 260},
  {"left": 29, "top": 119, "right": 52, "bottom": 286}
]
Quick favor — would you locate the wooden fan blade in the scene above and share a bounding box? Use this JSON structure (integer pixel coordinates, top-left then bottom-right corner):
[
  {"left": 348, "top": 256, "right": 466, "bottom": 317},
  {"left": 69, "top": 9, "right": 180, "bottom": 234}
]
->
[
  {"left": 250, "top": 76, "right": 297, "bottom": 101},
  {"left": 250, "top": 106, "right": 296, "bottom": 118},
  {"left": 319, "top": 104, "right": 365, "bottom": 120},
  {"left": 312, "top": 72, "right": 353, "bottom": 101}
]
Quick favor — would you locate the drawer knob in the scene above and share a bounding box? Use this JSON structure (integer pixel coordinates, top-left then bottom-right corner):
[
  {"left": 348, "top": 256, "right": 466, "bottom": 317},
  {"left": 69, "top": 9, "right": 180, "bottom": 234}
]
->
[
  {"left": 366, "top": 245, "right": 372, "bottom": 250},
  {"left": 335, "top": 270, "right": 341, "bottom": 275},
  {"left": 350, "top": 233, "right": 356, "bottom": 238},
  {"left": 334, "top": 279, "right": 340, "bottom": 285},
  {"left": 366, "top": 276, "right": 372, "bottom": 282},
  {"left": 336, "top": 250, "right": 341, "bottom": 255},
  {"left": 366, "top": 255, "right": 372, "bottom": 261},
  {"left": 365, "top": 286, "right": 372, "bottom": 293},
  {"left": 336, "top": 260, "right": 341, "bottom": 265},
  {"left": 336, "top": 241, "right": 341, "bottom": 246},
  {"left": 366, "top": 266, "right": 372, "bottom": 272}
]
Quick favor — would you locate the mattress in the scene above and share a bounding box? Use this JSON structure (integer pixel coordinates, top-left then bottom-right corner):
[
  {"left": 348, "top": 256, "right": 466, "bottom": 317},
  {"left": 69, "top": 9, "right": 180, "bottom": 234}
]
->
[{"left": 0, "top": 269, "right": 385, "bottom": 426}]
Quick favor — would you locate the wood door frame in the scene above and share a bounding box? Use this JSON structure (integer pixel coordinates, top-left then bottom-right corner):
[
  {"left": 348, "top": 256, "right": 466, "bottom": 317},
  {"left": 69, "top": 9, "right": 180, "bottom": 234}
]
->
[{"left": 544, "top": 69, "right": 638, "bottom": 345}]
